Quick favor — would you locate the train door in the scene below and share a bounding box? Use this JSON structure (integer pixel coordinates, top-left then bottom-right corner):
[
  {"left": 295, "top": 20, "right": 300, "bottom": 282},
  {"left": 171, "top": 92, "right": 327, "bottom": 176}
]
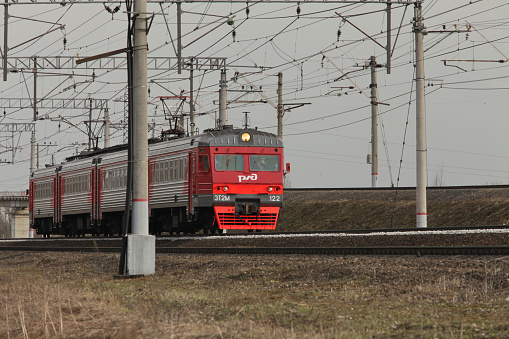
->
[
  {"left": 149, "top": 160, "right": 155, "bottom": 211},
  {"left": 188, "top": 151, "right": 197, "bottom": 215},
  {"left": 92, "top": 158, "right": 102, "bottom": 226},
  {"left": 29, "top": 180, "right": 34, "bottom": 226},
  {"left": 91, "top": 167, "right": 96, "bottom": 225},
  {"left": 58, "top": 175, "right": 64, "bottom": 228},
  {"left": 95, "top": 167, "right": 101, "bottom": 224},
  {"left": 196, "top": 148, "right": 212, "bottom": 194},
  {"left": 53, "top": 174, "right": 60, "bottom": 230}
]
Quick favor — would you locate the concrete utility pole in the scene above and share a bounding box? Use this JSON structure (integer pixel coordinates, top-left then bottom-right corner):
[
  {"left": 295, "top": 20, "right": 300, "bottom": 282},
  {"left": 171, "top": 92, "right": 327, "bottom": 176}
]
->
[
  {"left": 30, "top": 59, "right": 36, "bottom": 174},
  {"left": 218, "top": 70, "right": 227, "bottom": 127},
  {"left": 88, "top": 98, "right": 93, "bottom": 150},
  {"left": 386, "top": 3, "right": 391, "bottom": 74},
  {"left": 369, "top": 56, "right": 378, "bottom": 188},
  {"left": 277, "top": 72, "right": 283, "bottom": 139},
  {"left": 30, "top": 132, "right": 35, "bottom": 173},
  {"left": 414, "top": 1, "right": 427, "bottom": 228},
  {"left": 104, "top": 108, "right": 110, "bottom": 148},
  {"left": 3, "top": 0, "right": 8, "bottom": 81},
  {"left": 128, "top": 0, "right": 155, "bottom": 275},
  {"left": 177, "top": 1, "right": 182, "bottom": 74},
  {"left": 189, "top": 58, "right": 195, "bottom": 136}
]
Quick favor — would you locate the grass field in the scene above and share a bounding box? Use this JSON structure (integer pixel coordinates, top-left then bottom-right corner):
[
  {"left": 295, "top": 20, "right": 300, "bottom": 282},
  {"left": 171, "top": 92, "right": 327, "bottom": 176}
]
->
[{"left": 1, "top": 251, "right": 508, "bottom": 338}]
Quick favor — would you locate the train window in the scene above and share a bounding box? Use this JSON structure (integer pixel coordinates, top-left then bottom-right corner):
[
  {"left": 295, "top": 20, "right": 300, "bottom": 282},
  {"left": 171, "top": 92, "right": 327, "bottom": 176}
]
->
[
  {"left": 179, "top": 158, "right": 184, "bottom": 180},
  {"left": 164, "top": 161, "right": 169, "bottom": 182},
  {"left": 199, "top": 155, "right": 209, "bottom": 171},
  {"left": 184, "top": 158, "right": 188, "bottom": 179},
  {"left": 176, "top": 159, "right": 181, "bottom": 180},
  {"left": 249, "top": 155, "right": 279, "bottom": 172},
  {"left": 155, "top": 162, "right": 161, "bottom": 183},
  {"left": 215, "top": 155, "right": 244, "bottom": 171}
]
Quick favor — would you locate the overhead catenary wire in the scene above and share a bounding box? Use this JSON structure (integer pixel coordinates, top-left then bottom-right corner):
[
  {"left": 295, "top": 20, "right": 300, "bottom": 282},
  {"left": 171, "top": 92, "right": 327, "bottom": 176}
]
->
[{"left": 1, "top": 1, "right": 509, "bottom": 189}]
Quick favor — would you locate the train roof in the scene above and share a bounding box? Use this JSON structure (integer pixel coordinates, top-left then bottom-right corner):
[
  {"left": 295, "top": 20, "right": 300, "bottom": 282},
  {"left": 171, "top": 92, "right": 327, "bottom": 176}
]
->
[
  {"left": 30, "top": 127, "right": 282, "bottom": 178},
  {"left": 64, "top": 127, "right": 281, "bottom": 161},
  {"left": 197, "top": 127, "right": 282, "bottom": 148}
]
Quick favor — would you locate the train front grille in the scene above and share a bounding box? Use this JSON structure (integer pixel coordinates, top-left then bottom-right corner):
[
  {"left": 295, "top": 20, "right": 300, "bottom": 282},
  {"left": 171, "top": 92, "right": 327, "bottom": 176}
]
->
[{"left": 214, "top": 206, "right": 279, "bottom": 230}]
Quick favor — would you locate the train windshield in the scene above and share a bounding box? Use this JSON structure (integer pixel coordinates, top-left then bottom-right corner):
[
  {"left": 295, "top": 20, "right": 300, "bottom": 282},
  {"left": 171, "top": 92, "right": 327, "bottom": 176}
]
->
[
  {"left": 215, "top": 154, "right": 244, "bottom": 171},
  {"left": 249, "top": 155, "right": 279, "bottom": 172}
]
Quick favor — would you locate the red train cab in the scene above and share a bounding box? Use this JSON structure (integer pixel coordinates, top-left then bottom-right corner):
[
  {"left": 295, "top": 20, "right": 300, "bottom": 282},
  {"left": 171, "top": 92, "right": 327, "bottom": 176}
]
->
[{"left": 192, "top": 128, "right": 284, "bottom": 230}]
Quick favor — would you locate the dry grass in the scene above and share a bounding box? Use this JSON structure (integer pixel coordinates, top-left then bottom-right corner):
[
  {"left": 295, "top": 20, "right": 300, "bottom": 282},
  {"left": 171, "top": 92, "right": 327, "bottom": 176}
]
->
[
  {"left": 1, "top": 252, "right": 509, "bottom": 338},
  {"left": 278, "top": 198, "right": 509, "bottom": 231}
]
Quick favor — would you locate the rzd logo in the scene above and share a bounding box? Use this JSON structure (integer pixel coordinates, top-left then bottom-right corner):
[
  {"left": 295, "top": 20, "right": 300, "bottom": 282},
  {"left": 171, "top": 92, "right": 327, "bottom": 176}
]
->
[{"left": 238, "top": 173, "right": 257, "bottom": 182}]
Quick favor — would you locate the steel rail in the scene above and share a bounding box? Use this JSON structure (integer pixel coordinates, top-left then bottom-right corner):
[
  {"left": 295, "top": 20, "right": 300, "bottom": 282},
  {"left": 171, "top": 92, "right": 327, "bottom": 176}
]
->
[{"left": 2, "top": 246, "right": 509, "bottom": 256}]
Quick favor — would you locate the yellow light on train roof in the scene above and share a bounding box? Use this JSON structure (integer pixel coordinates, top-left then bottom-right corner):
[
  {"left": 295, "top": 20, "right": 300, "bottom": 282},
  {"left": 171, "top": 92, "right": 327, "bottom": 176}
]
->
[{"left": 241, "top": 132, "right": 251, "bottom": 142}]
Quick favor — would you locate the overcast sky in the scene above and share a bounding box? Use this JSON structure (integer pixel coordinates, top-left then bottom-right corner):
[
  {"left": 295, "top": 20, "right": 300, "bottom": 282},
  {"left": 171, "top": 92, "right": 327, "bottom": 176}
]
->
[{"left": 1, "top": 0, "right": 508, "bottom": 190}]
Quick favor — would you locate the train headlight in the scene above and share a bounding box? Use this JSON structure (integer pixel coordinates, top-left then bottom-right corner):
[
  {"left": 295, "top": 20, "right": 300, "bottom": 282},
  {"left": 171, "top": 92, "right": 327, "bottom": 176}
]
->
[
  {"left": 268, "top": 186, "right": 273, "bottom": 192},
  {"left": 223, "top": 186, "right": 229, "bottom": 192},
  {"left": 241, "top": 132, "right": 251, "bottom": 142}
]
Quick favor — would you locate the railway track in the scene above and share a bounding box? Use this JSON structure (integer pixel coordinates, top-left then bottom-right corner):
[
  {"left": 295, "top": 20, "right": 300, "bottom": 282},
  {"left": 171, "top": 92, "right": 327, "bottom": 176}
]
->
[
  {"left": 1, "top": 245, "right": 509, "bottom": 256},
  {"left": 1, "top": 227, "right": 508, "bottom": 255}
]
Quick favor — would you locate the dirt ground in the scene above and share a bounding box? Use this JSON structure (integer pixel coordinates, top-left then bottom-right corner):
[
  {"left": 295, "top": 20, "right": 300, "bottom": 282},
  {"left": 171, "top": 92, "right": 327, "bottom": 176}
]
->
[{"left": 1, "top": 251, "right": 509, "bottom": 338}]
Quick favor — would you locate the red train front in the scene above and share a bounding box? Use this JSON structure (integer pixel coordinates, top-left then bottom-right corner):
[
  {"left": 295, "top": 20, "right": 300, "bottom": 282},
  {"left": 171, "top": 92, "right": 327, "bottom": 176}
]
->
[{"left": 193, "top": 128, "right": 284, "bottom": 231}]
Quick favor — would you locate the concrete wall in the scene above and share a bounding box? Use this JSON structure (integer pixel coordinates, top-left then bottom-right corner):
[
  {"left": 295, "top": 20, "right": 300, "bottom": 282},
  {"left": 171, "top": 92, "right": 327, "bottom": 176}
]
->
[{"left": 10, "top": 209, "right": 30, "bottom": 238}]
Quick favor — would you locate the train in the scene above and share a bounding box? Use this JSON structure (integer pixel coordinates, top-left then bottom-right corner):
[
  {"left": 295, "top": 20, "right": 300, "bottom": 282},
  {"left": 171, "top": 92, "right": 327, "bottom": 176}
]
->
[{"left": 29, "top": 126, "right": 288, "bottom": 237}]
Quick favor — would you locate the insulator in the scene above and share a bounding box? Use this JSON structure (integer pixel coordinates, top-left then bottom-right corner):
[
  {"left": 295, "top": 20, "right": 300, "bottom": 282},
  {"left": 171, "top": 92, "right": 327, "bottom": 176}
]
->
[
  {"left": 337, "top": 29, "right": 341, "bottom": 41},
  {"left": 296, "top": 5, "right": 301, "bottom": 16},
  {"left": 63, "top": 36, "right": 67, "bottom": 47},
  {"left": 246, "top": 6, "right": 250, "bottom": 17},
  {"left": 232, "top": 29, "right": 236, "bottom": 41}
]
